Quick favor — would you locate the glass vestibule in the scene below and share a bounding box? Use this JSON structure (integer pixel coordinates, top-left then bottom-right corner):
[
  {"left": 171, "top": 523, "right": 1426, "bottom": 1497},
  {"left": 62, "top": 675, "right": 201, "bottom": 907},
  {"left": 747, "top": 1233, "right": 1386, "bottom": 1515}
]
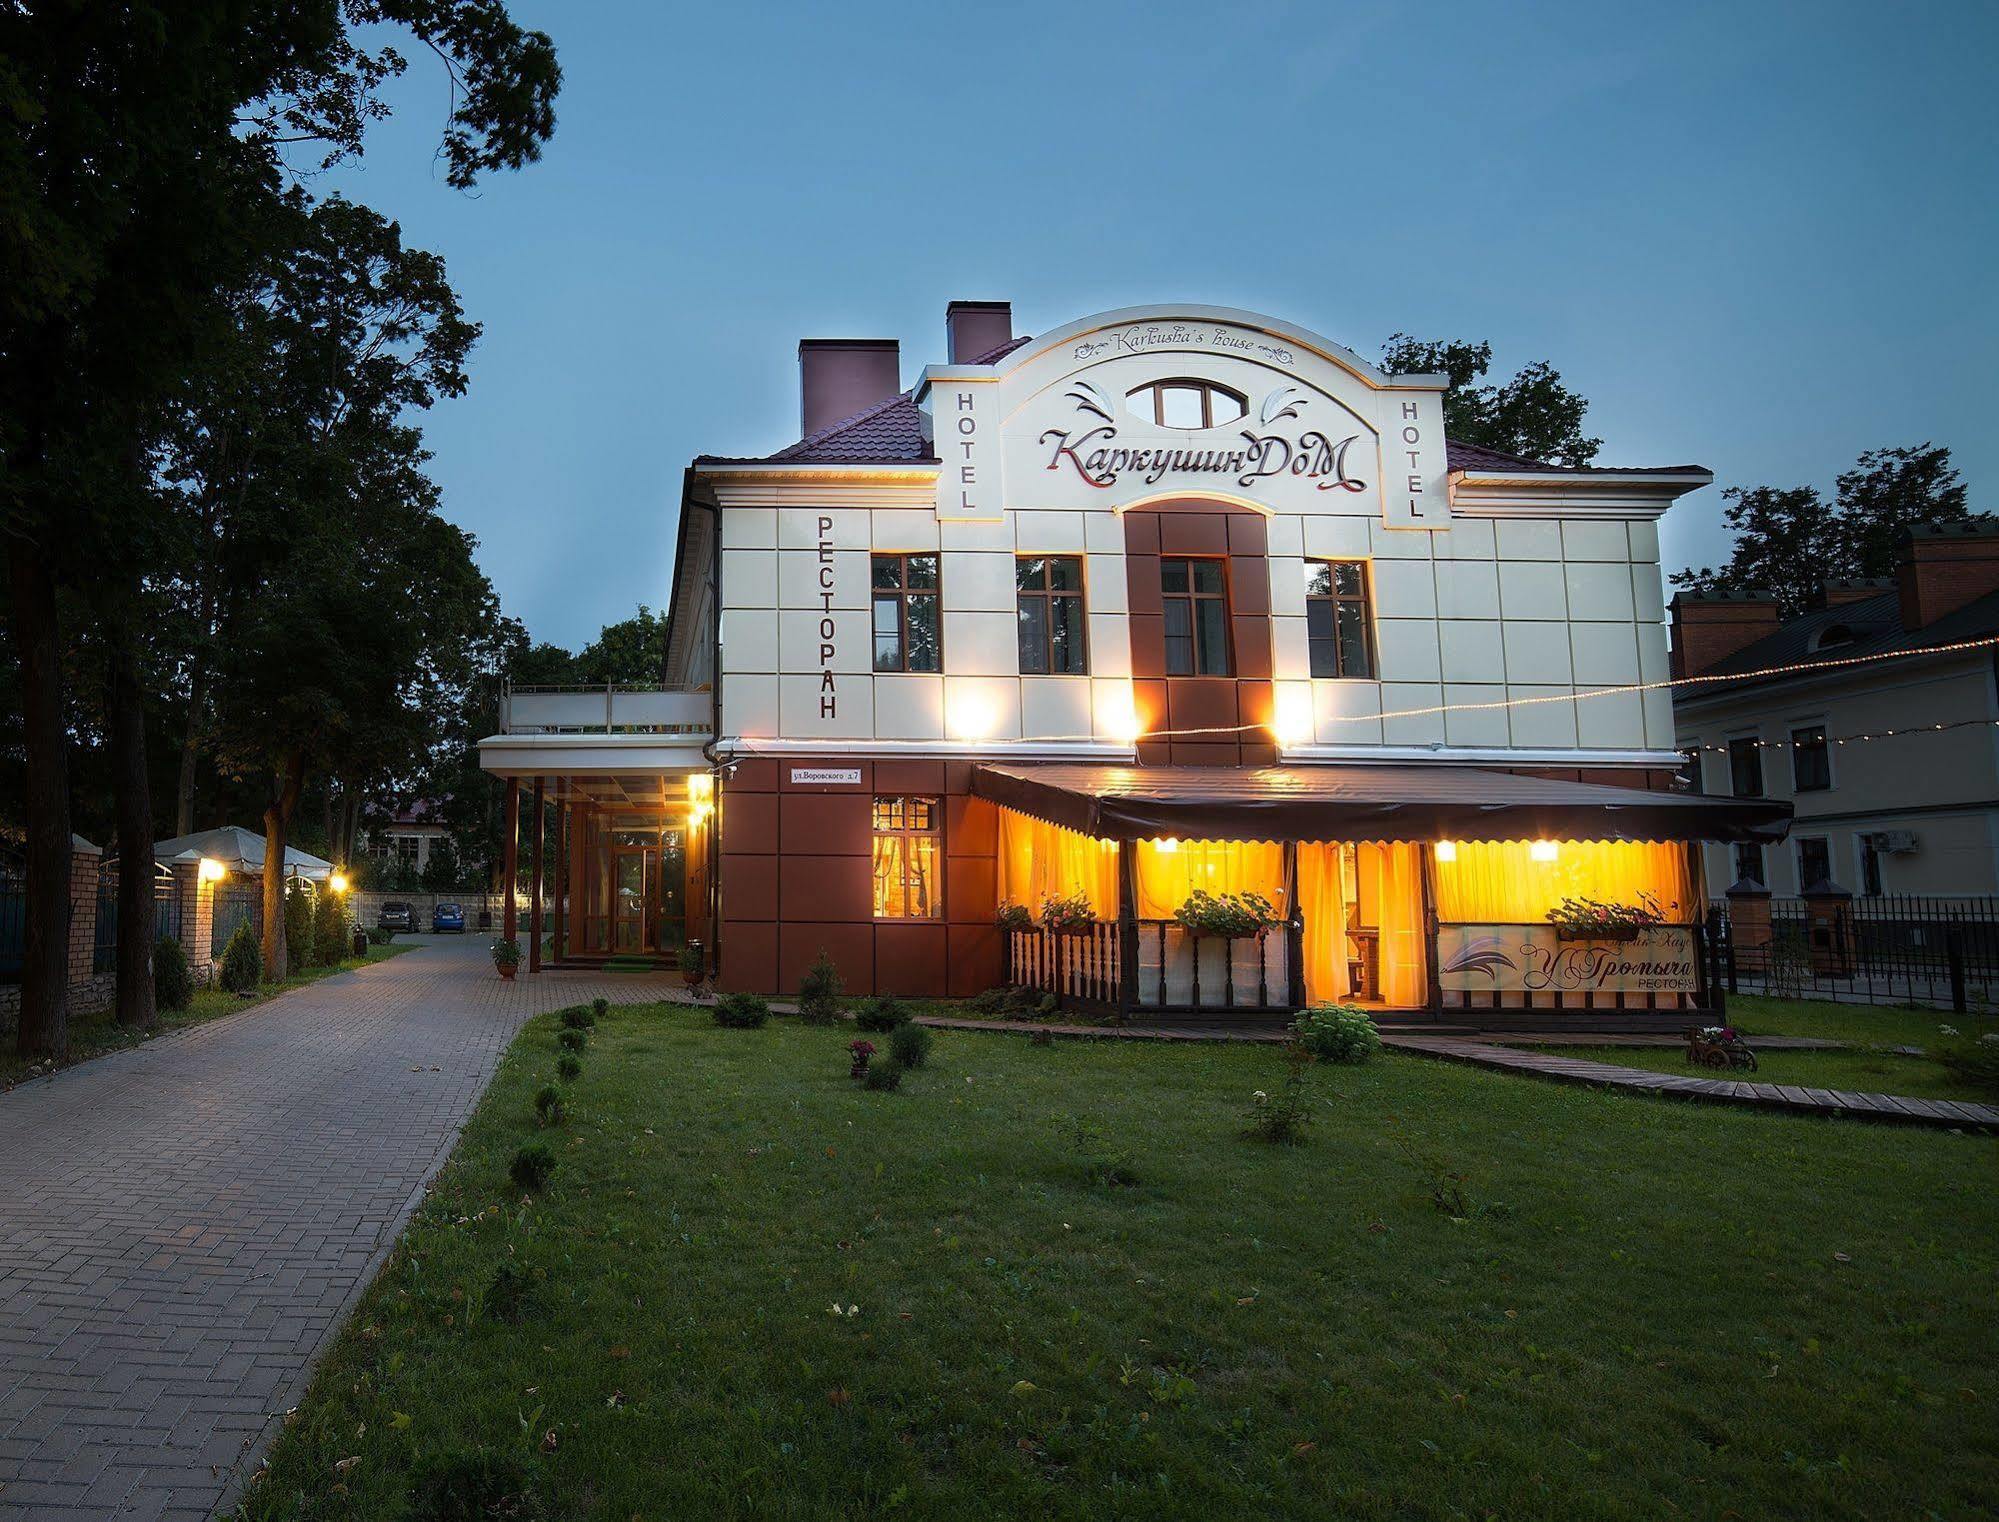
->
[{"left": 573, "top": 815, "right": 687, "bottom": 956}]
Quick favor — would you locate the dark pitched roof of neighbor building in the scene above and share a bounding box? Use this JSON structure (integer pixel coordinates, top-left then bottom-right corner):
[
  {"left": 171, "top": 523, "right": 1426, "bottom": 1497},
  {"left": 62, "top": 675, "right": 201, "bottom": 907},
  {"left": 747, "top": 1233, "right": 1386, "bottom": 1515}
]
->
[
  {"left": 1686, "top": 585, "right": 1999, "bottom": 698},
  {"left": 697, "top": 335, "right": 1699, "bottom": 475}
]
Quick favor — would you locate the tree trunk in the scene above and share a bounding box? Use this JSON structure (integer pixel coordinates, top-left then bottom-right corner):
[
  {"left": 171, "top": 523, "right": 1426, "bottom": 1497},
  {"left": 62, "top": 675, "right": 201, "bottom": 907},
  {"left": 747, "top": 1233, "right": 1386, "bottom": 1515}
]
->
[
  {"left": 260, "top": 750, "right": 305, "bottom": 981},
  {"left": 7, "top": 535, "right": 71, "bottom": 1058},
  {"left": 107, "top": 610, "right": 158, "bottom": 1029},
  {"left": 175, "top": 658, "right": 208, "bottom": 837}
]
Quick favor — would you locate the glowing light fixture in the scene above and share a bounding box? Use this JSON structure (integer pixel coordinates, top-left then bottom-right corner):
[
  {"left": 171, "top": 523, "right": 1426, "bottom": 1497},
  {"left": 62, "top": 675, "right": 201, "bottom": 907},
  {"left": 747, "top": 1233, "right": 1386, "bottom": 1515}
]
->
[
  {"left": 329, "top": 871, "right": 350, "bottom": 894},
  {"left": 1102, "top": 689, "right": 1144, "bottom": 746},
  {"left": 948, "top": 688, "right": 998, "bottom": 741},
  {"left": 1154, "top": 837, "right": 1180, "bottom": 854},
  {"left": 1433, "top": 840, "right": 1457, "bottom": 863},
  {"left": 1530, "top": 840, "right": 1560, "bottom": 863},
  {"left": 197, "top": 856, "right": 226, "bottom": 883},
  {"left": 1271, "top": 686, "right": 1313, "bottom": 748},
  {"left": 687, "top": 773, "right": 713, "bottom": 803}
]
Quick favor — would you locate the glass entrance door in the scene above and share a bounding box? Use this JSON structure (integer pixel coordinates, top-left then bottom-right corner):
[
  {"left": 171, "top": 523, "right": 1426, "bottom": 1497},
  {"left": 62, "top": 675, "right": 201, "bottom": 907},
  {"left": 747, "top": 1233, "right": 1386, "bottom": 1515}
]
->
[{"left": 613, "top": 847, "right": 655, "bottom": 953}]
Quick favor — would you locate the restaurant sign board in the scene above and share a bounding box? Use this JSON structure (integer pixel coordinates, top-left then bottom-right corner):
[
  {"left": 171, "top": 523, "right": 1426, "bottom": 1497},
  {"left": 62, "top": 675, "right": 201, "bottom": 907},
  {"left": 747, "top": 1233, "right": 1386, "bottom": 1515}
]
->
[{"left": 1437, "top": 925, "right": 1700, "bottom": 996}]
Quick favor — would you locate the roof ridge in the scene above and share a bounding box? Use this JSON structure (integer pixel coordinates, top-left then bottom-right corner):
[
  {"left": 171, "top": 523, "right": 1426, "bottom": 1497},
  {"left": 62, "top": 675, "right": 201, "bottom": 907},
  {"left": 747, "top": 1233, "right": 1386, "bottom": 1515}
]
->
[{"left": 772, "top": 388, "right": 917, "bottom": 460}]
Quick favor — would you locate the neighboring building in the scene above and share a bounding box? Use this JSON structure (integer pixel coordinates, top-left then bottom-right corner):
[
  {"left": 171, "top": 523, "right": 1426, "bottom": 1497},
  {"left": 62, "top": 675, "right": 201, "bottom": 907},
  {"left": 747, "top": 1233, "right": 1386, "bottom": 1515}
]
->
[
  {"left": 481, "top": 301, "right": 1786, "bottom": 1027},
  {"left": 358, "top": 800, "right": 451, "bottom": 875},
  {"left": 1672, "top": 522, "right": 1999, "bottom": 897}
]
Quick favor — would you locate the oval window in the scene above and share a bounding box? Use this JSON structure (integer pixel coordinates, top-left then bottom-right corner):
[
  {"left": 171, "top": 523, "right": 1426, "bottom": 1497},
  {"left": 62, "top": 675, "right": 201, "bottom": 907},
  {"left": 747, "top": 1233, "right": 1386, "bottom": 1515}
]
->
[{"left": 1127, "top": 379, "right": 1246, "bottom": 430}]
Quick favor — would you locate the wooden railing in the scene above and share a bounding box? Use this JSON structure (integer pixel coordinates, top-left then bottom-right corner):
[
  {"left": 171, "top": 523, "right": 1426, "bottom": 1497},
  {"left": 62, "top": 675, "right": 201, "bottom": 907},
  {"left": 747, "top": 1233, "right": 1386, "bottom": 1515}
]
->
[{"left": 1007, "top": 918, "right": 1301, "bottom": 1018}]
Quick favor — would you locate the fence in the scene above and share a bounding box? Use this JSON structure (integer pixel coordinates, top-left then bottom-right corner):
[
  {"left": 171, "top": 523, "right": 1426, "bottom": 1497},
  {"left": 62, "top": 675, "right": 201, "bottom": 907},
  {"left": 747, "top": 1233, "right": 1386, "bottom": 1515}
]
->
[
  {"left": 92, "top": 865, "right": 181, "bottom": 976},
  {"left": 211, "top": 883, "right": 263, "bottom": 958},
  {"left": 1005, "top": 919, "right": 1297, "bottom": 1019},
  {"left": 1713, "top": 893, "right": 1999, "bottom": 1012},
  {"left": 0, "top": 880, "right": 22, "bottom": 983}
]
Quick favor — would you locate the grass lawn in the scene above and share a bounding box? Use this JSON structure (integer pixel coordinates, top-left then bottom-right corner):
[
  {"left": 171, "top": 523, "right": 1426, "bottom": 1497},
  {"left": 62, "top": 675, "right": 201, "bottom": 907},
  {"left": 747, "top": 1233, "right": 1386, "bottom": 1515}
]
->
[
  {"left": 239, "top": 1001, "right": 1996, "bottom": 1522},
  {"left": 0, "top": 939, "right": 416, "bottom": 1091},
  {"left": 1722, "top": 993, "right": 1999, "bottom": 1049}
]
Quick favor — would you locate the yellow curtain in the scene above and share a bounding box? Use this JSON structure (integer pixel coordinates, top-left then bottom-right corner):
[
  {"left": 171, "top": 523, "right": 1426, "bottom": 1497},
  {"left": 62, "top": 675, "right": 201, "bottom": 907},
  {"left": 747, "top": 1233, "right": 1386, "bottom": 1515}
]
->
[
  {"left": 1132, "top": 839, "right": 1287, "bottom": 920},
  {"left": 1431, "top": 840, "right": 1698, "bottom": 923},
  {"left": 996, "top": 809, "right": 1118, "bottom": 920},
  {"left": 1369, "top": 842, "right": 1427, "bottom": 1008},
  {"left": 1296, "top": 843, "right": 1350, "bottom": 1005}
]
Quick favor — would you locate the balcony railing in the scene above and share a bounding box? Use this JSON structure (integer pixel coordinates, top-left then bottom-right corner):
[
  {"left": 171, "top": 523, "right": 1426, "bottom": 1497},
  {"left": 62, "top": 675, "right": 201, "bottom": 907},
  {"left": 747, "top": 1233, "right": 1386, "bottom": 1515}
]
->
[
  {"left": 1005, "top": 919, "right": 1302, "bottom": 1019},
  {"left": 499, "top": 682, "right": 712, "bottom": 736}
]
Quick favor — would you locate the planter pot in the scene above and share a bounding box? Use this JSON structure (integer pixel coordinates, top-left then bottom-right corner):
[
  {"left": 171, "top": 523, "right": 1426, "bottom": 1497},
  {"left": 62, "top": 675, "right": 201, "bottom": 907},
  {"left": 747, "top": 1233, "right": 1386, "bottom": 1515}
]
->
[
  {"left": 682, "top": 969, "right": 703, "bottom": 988},
  {"left": 1048, "top": 924, "right": 1097, "bottom": 939},
  {"left": 496, "top": 963, "right": 517, "bottom": 980}
]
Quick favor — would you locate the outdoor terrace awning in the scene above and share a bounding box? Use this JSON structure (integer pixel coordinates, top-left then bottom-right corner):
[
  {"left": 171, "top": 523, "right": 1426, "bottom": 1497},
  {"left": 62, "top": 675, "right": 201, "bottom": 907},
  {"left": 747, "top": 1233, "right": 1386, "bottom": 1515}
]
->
[{"left": 970, "top": 763, "right": 1792, "bottom": 845}]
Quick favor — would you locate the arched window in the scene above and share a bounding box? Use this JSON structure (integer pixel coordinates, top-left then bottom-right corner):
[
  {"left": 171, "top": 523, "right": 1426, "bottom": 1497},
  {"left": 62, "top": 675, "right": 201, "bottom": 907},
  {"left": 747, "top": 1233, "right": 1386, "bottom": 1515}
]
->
[
  {"left": 1127, "top": 379, "right": 1246, "bottom": 430},
  {"left": 1809, "top": 624, "right": 1854, "bottom": 653}
]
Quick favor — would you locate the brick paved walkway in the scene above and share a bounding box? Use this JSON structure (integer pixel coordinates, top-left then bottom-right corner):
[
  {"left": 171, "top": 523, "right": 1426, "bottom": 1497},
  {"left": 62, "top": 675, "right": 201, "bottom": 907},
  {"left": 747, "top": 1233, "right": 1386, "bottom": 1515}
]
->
[{"left": 0, "top": 937, "right": 682, "bottom": 1521}]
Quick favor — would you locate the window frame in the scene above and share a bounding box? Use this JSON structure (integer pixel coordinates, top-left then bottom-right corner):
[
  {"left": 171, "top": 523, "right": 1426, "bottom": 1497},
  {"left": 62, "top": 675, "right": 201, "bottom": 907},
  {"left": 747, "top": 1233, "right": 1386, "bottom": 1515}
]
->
[
  {"left": 1305, "top": 559, "right": 1376, "bottom": 679},
  {"left": 1159, "top": 555, "right": 1233, "bottom": 677},
  {"left": 1127, "top": 378, "right": 1248, "bottom": 430},
  {"left": 870, "top": 794, "right": 943, "bottom": 920},
  {"left": 1857, "top": 835, "right": 1884, "bottom": 896},
  {"left": 1015, "top": 555, "right": 1089, "bottom": 676},
  {"left": 1795, "top": 835, "right": 1833, "bottom": 892},
  {"left": 1790, "top": 722, "right": 1832, "bottom": 793},
  {"left": 1731, "top": 841, "right": 1764, "bottom": 887},
  {"left": 1727, "top": 734, "right": 1764, "bottom": 799},
  {"left": 871, "top": 553, "right": 942, "bottom": 674},
  {"left": 1676, "top": 745, "right": 1706, "bottom": 795}
]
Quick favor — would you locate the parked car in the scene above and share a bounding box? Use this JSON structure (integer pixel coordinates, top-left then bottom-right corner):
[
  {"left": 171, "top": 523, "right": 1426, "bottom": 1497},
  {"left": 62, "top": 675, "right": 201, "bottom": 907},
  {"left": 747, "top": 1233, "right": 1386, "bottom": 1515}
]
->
[
  {"left": 431, "top": 902, "right": 466, "bottom": 934},
  {"left": 377, "top": 901, "right": 414, "bottom": 933}
]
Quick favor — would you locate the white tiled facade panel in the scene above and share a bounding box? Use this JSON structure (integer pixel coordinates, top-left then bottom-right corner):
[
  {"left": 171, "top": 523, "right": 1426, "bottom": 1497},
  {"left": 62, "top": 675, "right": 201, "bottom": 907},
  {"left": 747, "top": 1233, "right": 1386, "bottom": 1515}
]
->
[{"left": 715, "top": 505, "right": 1673, "bottom": 753}]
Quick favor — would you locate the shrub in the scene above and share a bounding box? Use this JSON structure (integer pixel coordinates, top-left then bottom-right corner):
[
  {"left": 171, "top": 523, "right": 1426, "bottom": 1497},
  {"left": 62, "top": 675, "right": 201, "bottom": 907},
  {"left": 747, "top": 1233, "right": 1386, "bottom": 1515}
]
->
[
  {"left": 368, "top": 923, "right": 395, "bottom": 946},
  {"left": 1066, "top": 1115, "right": 1137, "bottom": 1187},
  {"left": 888, "top": 1021, "right": 932, "bottom": 1069},
  {"left": 153, "top": 936, "right": 194, "bottom": 1012},
  {"left": 1174, "top": 888, "right": 1282, "bottom": 940},
  {"left": 557, "top": 1027, "right": 588, "bottom": 1052},
  {"left": 510, "top": 1143, "right": 556, "bottom": 1193},
  {"left": 560, "top": 1004, "right": 595, "bottom": 1029},
  {"left": 219, "top": 921, "right": 261, "bottom": 992},
  {"left": 1243, "top": 1045, "right": 1313, "bottom": 1144},
  {"left": 968, "top": 987, "right": 1009, "bottom": 1016},
  {"left": 797, "top": 948, "right": 843, "bottom": 1024},
  {"left": 409, "top": 1448, "right": 537, "bottom": 1522},
  {"left": 713, "top": 992, "right": 770, "bottom": 1029},
  {"left": 1292, "top": 1004, "right": 1381, "bottom": 1065},
  {"left": 592, "top": 996, "right": 609, "bottom": 1020},
  {"left": 1936, "top": 1032, "right": 1999, "bottom": 1097},
  {"left": 853, "top": 995, "right": 912, "bottom": 1032},
  {"left": 481, "top": 1261, "right": 544, "bottom": 1326},
  {"left": 677, "top": 942, "right": 703, "bottom": 977},
  {"left": 312, "top": 887, "right": 347, "bottom": 965},
  {"left": 1038, "top": 891, "right": 1096, "bottom": 933},
  {"left": 863, "top": 1060, "right": 903, "bottom": 1092},
  {"left": 283, "top": 881, "right": 314, "bottom": 969},
  {"left": 556, "top": 1053, "right": 582, "bottom": 1082},
  {"left": 534, "top": 1084, "right": 567, "bottom": 1126},
  {"left": 995, "top": 902, "right": 1032, "bottom": 933}
]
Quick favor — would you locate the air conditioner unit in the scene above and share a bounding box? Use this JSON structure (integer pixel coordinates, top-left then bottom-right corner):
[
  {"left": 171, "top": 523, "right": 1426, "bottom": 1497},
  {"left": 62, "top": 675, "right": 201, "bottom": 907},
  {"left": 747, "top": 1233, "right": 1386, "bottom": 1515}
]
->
[{"left": 1866, "top": 830, "right": 1920, "bottom": 854}]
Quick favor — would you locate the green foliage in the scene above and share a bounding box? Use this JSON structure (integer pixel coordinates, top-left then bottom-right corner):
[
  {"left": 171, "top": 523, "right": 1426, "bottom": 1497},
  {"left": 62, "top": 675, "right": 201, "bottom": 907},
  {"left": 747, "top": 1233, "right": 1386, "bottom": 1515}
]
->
[
  {"left": 995, "top": 902, "right": 1032, "bottom": 932},
  {"left": 283, "top": 883, "right": 315, "bottom": 970},
  {"left": 491, "top": 938, "right": 522, "bottom": 970},
  {"left": 419, "top": 836, "right": 463, "bottom": 892},
  {"left": 479, "top": 1263, "right": 544, "bottom": 1328},
  {"left": 1380, "top": 335, "right": 1600, "bottom": 467},
  {"left": 533, "top": 1083, "right": 566, "bottom": 1126},
  {"left": 1174, "top": 889, "right": 1282, "bottom": 939},
  {"left": 1291, "top": 1005, "right": 1382, "bottom": 1065},
  {"left": 853, "top": 995, "right": 912, "bottom": 1032},
  {"left": 1066, "top": 1114, "right": 1138, "bottom": 1188},
  {"left": 713, "top": 993, "right": 770, "bottom": 1029},
  {"left": 555, "top": 1053, "right": 581, "bottom": 1082},
  {"left": 559, "top": 1004, "right": 595, "bottom": 1029},
  {"left": 153, "top": 936, "right": 194, "bottom": 1012},
  {"left": 312, "top": 887, "right": 347, "bottom": 965},
  {"left": 887, "top": 1021, "right": 932, "bottom": 1069},
  {"left": 797, "top": 948, "right": 844, "bottom": 1024},
  {"left": 1934, "top": 1035, "right": 1999, "bottom": 1097},
  {"left": 862, "top": 1060, "right": 903, "bottom": 1092},
  {"left": 509, "top": 1143, "right": 556, "bottom": 1193},
  {"left": 557, "top": 1027, "right": 587, "bottom": 1052},
  {"left": 677, "top": 943, "right": 703, "bottom": 976},
  {"left": 591, "top": 996, "right": 608, "bottom": 1020},
  {"left": 1038, "top": 892, "right": 1096, "bottom": 932},
  {"left": 409, "top": 1447, "right": 539, "bottom": 1522},
  {"left": 1243, "top": 1046, "right": 1313, "bottom": 1144},
  {"left": 367, "top": 923, "right": 395, "bottom": 946},
  {"left": 1672, "top": 444, "right": 1974, "bottom": 616},
  {"left": 220, "top": 921, "right": 262, "bottom": 992}
]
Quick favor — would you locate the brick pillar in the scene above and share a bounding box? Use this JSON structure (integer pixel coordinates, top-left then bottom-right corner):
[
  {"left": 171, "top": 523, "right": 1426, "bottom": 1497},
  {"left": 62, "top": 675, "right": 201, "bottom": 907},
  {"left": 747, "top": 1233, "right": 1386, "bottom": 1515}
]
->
[
  {"left": 1802, "top": 880, "right": 1853, "bottom": 976},
  {"left": 68, "top": 842, "right": 102, "bottom": 1005},
  {"left": 171, "top": 858, "right": 216, "bottom": 983},
  {"left": 1725, "top": 878, "right": 1771, "bottom": 977}
]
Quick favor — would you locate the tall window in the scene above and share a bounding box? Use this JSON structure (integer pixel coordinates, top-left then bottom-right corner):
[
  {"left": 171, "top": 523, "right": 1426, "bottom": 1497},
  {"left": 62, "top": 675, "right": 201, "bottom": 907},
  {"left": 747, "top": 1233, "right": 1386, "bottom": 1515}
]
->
[
  {"left": 1127, "top": 379, "right": 1246, "bottom": 429},
  {"left": 1305, "top": 561, "right": 1374, "bottom": 678},
  {"left": 1796, "top": 836, "right": 1832, "bottom": 890},
  {"left": 872, "top": 554, "right": 941, "bottom": 672},
  {"left": 872, "top": 796, "right": 941, "bottom": 919},
  {"left": 1728, "top": 737, "right": 1763, "bottom": 798},
  {"left": 1791, "top": 725, "right": 1831, "bottom": 791},
  {"left": 1677, "top": 747, "right": 1705, "bottom": 794},
  {"left": 1161, "top": 558, "right": 1231, "bottom": 676},
  {"left": 1017, "top": 556, "right": 1087, "bottom": 674},
  {"left": 1859, "top": 836, "right": 1884, "bottom": 895},
  {"left": 1731, "top": 842, "right": 1763, "bottom": 886}
]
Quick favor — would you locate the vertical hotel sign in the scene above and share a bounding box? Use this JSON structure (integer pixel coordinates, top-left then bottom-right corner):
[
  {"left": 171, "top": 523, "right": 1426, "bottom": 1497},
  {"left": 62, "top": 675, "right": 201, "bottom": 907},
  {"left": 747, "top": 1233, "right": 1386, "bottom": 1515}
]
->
[
  {"left": 1379, "top": 387, "right": 1448, "bottom": 531},
  {"left": 935, "top": 378, "right": 1002, "bottom": 521}
]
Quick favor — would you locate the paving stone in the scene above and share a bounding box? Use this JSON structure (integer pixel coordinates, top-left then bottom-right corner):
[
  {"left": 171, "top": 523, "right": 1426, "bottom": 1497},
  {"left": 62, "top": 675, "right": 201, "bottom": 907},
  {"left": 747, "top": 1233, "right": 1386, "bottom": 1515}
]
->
[{"left": 0, "top": 937, "right": 684, "bottom": 1521}]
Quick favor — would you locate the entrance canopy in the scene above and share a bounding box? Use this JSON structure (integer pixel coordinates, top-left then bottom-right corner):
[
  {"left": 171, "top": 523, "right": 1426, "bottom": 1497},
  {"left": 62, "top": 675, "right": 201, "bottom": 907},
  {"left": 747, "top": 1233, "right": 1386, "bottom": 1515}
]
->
[{"left": 971, "top": 763, "right": 1791, "bottom": 845}]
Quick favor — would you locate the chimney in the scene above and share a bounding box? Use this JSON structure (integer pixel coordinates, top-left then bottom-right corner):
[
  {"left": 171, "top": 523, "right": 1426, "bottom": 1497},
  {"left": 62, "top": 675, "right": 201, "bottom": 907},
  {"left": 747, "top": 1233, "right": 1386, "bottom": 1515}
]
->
[
  {"left": 1668, "top": 591, "right": 1782, "bottom": 678},
  {"left": 945, "top": 300, "right": 1013, "bottom": 364},
  {"left": 1898, "top": 520, "right": 1999, "bottom": 630},
  {"left": 1822, "top": 577, "right": 1894, "bottom": 607},
  {"left": 798, "top": 338, "right": 901, "bottom": 440}
]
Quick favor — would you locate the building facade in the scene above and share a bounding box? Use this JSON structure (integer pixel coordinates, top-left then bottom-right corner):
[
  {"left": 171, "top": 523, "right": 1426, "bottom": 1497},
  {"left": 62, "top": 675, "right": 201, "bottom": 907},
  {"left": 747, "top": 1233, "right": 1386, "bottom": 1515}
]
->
[
  {"left": 481, "top": 302, "right": 1785, "bottom": 1027},
  {"left": 1672, "top": 523, "right": 1999, "bottom": 897}
]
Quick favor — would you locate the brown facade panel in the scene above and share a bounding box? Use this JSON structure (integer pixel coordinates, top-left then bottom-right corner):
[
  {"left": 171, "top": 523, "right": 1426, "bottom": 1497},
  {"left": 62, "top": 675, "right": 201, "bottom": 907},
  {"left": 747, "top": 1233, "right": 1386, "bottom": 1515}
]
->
[
  {"left": 779, "top": 921, "right": 874, "bottom": 994},
  {"left": 1226, "top": 512, "right": 1268, "bottom": 556},
  {"left": 779, "top": 854, "right": 874, "bottom": 922},
  {"left": 944, "top": 794, "right": 998, "bottom": 856},
  {"left": 720, "top": 919, "right": 777, "bottom": 992},
  {"left": 728, "top": 757, "right": 782, "bottom": 791},
  {"left": 779, "top": 792, "right": 872, "bottom": 857},
  {"left": 874, "top": 923, "right": 948, "bottom": 997},
  {"left": 876, "top": 758, "right": 947, "bottom": 793},
  {"left": 720, "top": 790, "right": 779, "bottom": 855},
  {"left": 947, "top": 923, "right": 1003, "bottom": 997},
  {"left": 720, "top": 853, "right": 778, "bottom": 920},
  {"left": 1158, "top": 513, "right": 1229, "bottom": 555},
  {"left": 944, "top": 855, "right": 998, "bottom": 923},
  {"left": 1125, "top": 553, "right": 1163, "bottom": 616}
]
